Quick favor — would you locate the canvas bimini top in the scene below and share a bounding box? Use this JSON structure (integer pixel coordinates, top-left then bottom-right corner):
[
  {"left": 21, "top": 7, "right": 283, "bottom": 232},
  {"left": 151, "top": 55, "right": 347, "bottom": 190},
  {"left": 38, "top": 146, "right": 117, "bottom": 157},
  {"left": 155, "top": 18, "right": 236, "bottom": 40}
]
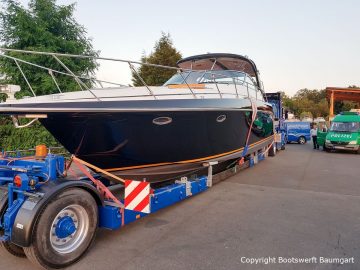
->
[{"left": 177, "top": 53, "right": 261, "bottom": 88}]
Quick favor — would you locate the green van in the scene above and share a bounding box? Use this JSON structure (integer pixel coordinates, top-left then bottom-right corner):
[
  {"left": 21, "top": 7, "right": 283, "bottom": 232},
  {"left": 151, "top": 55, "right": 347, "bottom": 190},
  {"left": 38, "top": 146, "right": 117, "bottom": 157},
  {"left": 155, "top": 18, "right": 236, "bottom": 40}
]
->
[{"left": 317, "top": 112, "right": 360, "bottom": 153}]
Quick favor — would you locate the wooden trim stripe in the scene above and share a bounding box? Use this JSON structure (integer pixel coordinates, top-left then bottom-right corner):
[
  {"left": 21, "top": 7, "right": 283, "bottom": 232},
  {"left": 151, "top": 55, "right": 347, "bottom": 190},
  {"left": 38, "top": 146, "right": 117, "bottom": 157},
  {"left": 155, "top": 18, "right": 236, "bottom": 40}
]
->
[{"left": 106, "top": 136, "right": 273, "bottom": 172}]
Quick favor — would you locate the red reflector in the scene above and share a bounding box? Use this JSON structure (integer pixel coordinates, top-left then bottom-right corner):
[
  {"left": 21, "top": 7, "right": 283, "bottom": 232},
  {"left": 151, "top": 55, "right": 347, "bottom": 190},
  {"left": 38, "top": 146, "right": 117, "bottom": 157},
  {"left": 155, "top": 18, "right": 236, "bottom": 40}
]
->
[{"left": 14, "top": 175, "right": 22, "bottom": 187}]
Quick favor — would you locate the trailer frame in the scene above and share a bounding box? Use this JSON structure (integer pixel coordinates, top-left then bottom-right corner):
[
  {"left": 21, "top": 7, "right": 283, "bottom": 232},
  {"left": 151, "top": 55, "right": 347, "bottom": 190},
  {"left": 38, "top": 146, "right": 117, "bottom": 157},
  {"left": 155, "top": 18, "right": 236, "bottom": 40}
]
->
[{"left": 0, "top": 142, "right": 273, "bottom": 269}]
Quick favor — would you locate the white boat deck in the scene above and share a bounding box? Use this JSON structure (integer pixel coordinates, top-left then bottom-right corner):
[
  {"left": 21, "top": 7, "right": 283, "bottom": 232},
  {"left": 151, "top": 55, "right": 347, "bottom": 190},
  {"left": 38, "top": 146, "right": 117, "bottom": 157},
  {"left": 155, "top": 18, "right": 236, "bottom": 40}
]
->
[{"left": 5, "top": 83, "right": 264, "bottom": 104}]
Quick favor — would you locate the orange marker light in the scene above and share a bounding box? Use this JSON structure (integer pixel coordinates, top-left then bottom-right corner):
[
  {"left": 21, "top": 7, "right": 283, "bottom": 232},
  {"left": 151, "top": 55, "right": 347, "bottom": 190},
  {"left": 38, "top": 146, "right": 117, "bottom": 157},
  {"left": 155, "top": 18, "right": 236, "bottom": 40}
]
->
[
  {"left": 14, "top": 175, "right": 22, "bottom": 188},
  {"left": 35, "top": 144, "right": 47, "bottom": 158}
]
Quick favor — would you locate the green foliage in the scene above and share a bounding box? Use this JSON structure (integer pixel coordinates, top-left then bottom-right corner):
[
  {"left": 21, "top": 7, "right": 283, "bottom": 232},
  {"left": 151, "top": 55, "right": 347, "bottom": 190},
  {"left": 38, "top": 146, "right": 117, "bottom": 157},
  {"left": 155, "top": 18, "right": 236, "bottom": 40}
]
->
[
  {"left": 335, "top": 101, "right": 359, "bottom": 114},
  {"left": 0, "top": 117, "right": 60, "bottom": 150},
  {"left": 132, "top": 32, "right": 182, "bottom": 86},
  {"left": 0, "top": 93, "right": 7, "bottom": 101},
  {"left": 279, "top": 91, "right": 293, "bottom": 110},
  {"left": 293, "top": 88, "right": 326, "bottom": 103},
  {"left": 284, "top": 88, "right": 329, "bottom": 118},
  {"left": 0, "top": 0, "right": 98, "bottom": 150},
  {"left": 0, "top": 0, "right": 98, "bottom": 97},
  {"left": 299, "top": 111, "right": 313, "bottom": 119},
  {"left": 284, "top": 85, "right": 360, "bottom": 119},
  {"left": 333, "top": 85, "right": 360, "bottom": 114}
]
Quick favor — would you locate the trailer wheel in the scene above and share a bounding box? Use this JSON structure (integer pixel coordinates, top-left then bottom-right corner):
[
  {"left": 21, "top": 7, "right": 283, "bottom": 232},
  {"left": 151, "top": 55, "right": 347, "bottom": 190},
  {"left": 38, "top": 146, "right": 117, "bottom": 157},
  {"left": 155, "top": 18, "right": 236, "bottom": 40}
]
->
[
  {"left": 298, "top": 136, "right": 306, "bottom": 145},
  {"left": 0, "top": 200, "right": 26, "bottom": 258},
  {"left": 0, "top": 231, "right": 26, "bottom": 257},
  {"left": 268, "top": 143, "right": 276, "bottom": 157},
  {"left": 24, "top": 188, "right": 98, "bottom": 269}
]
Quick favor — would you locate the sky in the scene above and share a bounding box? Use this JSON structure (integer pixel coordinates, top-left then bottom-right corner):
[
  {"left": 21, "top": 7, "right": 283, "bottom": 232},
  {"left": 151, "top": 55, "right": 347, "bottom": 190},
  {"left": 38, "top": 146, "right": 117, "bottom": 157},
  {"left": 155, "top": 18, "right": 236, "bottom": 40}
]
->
[{"left": 16, "top": 0, "right": 360, "bottom": 96}]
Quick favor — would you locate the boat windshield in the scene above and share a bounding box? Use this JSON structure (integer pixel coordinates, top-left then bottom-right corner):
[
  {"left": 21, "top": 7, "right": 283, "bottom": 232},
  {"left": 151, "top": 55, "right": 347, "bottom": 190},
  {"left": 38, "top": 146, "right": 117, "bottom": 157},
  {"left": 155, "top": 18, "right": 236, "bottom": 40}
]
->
[
  {"left": 330, "top": 122, "right": 360, "bottom": 132},
  {"left": 164, "top": 70, "right": 255, "bottom": 86}
]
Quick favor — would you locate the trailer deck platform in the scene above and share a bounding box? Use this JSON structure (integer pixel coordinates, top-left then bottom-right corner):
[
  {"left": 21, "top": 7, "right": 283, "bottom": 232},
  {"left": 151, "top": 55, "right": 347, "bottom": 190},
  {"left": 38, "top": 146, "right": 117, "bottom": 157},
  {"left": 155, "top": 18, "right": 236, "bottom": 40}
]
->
[{"left": 1, "top": 143, "right": 359, "bottom": 270}]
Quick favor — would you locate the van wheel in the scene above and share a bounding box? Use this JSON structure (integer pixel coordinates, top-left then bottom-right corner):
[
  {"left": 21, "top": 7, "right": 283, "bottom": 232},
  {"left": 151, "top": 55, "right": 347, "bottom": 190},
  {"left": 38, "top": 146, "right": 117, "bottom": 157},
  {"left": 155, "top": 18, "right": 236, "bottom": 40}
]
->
[
  {"left": 24, "top": 188, "right": 98, "bottom": 269},
  {"left": 298, "top": 136, "right": 306, "bottom": 144}
]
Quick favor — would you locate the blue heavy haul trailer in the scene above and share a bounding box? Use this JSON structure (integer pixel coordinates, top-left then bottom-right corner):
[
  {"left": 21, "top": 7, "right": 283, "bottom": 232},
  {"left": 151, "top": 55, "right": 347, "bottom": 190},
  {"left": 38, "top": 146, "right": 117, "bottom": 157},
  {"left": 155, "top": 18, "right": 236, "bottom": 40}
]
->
[
  {"left": 265, "top": 92, "right": 286, "bottom": 151},
  {"left": 0, "top": 143, "right": 275, "bottom": 269}
]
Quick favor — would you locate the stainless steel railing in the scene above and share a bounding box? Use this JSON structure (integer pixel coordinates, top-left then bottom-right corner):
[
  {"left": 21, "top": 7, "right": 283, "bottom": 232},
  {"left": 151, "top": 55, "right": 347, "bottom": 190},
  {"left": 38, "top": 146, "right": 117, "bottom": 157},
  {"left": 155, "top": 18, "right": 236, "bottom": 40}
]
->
[{"left": 0, "top": 48, "right": 265, "bottom": 101}]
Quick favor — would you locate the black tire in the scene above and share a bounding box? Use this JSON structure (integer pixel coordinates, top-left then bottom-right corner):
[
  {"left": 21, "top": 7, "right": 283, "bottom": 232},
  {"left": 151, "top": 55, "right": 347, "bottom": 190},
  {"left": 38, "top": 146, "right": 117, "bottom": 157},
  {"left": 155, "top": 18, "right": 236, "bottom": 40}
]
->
[
  {"left": 298, "top": 136, "right": 306, "bottom": 145},
  {"left": 323, "top": 144, "right": 331, "bottom": 152},
  {"left": 281, "top": 143, "right": 286, "bottom": 150},
  {"left": 24, "top": 188, "right": 98, "bottom": 269},
  {"left": 268, "top": 143, "right": 276, "bottom": 157},
  {"left": 0, "top": 230, "right": 26, "bottom": 257},
  {"left": 0, "top": 200, "right": 26, "bottom": 258}
]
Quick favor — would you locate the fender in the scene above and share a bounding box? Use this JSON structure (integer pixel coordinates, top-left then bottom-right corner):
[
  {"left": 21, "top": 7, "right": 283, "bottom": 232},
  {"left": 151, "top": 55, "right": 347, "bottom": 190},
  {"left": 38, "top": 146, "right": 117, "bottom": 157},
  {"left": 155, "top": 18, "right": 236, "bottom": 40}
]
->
[{"left": 10, "top": 179, "right": 103, "bottom": 247}]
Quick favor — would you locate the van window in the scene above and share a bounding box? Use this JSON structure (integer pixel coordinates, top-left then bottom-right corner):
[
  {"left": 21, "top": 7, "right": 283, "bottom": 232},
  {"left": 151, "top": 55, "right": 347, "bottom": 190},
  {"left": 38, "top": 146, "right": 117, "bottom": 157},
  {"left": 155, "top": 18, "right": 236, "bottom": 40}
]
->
[{"left": 330, "top": 122, "right": 360, "bottom": 132}]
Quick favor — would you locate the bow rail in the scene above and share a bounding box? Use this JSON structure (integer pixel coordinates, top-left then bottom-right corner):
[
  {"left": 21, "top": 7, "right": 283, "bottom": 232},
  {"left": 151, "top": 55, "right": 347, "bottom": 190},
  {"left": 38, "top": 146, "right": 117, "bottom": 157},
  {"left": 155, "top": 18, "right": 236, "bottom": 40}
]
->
[{"left": 0, "top": 48, "right": 264, "bottom": 101}]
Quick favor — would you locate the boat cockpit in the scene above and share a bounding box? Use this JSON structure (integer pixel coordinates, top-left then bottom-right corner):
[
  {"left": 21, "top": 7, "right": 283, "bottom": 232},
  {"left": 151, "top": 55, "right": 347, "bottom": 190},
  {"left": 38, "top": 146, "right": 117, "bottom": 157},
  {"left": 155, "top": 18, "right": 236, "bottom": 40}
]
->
[{"left": 164, "top": 53, "right": 265, "bottom": 101}]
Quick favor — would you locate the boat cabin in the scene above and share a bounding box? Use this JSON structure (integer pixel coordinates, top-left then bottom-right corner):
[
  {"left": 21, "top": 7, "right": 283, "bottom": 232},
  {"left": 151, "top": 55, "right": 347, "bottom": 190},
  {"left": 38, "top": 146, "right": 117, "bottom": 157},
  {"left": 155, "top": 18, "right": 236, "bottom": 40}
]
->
[{"left": 164, "top": 53, "right": 264, "bottom": 100}]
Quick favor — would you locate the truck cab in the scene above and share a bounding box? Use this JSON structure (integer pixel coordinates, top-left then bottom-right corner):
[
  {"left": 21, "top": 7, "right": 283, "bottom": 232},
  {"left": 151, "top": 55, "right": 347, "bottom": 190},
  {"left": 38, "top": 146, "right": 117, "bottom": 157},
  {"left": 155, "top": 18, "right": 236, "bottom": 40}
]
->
[
  {"left": 265, "top": 92, "right": 286, "bottom": 150},
  {"left": 319, "top": 112, "right": 360, "bottom": 153}
]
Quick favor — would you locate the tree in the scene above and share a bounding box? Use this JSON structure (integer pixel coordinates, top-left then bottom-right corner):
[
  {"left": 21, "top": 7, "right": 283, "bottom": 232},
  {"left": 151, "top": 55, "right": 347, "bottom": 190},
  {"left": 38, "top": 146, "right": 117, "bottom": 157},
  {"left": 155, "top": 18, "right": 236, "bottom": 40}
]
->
[
  {"left": 0, "top": 118, "right": 59, "bottom": 150},
  {"left": 0, "top": 0, "right": 98, "bottom": 150},
  {"left": 0, "top": 93, "right": 7, "bottom": 101},
  {"left": 0, "top": 0, "right": 98, "bottom": 98},
  {"left": 285, "top": 88, "right": 330, "bottom": 118},
  {"left": 279, "top": 91, "right": 293, "bottom": 110},
  {"left": 317, "top": 99, "right": 329, "bottom": 117},
  {"left": 132, "top": 32, "right": 182, "bottom": 86},
  {"left": 293, "top": 88, "right": 326, "bottom": 104}
]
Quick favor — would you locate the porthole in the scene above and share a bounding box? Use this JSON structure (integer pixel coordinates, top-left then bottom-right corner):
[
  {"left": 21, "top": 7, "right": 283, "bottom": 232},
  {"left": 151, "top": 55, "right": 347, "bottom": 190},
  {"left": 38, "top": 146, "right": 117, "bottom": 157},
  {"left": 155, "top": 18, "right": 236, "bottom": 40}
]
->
[
  {"left": 216, "top": 115, "right": 226, "bottom": 123},
  {"left": 153, "top": 116, "right": 172, "bottom": 126}
]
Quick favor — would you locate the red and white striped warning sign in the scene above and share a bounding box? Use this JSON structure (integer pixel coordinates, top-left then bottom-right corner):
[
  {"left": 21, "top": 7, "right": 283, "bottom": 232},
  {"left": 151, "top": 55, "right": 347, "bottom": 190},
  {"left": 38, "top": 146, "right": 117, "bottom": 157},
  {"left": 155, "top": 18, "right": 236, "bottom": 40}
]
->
[{"left": 124, "top": 180, "right": 151, "bottom": 213}]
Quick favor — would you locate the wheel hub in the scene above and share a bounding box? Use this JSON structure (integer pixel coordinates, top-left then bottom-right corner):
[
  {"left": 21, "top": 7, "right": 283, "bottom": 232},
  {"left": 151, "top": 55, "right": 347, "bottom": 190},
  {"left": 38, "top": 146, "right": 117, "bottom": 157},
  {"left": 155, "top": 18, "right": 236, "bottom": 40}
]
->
[
  {"left": 55, "top": 216, "right": 76, "bottom": 239},
  {"left": 49, "top": 205, "right": 89, "bottom": 254}
]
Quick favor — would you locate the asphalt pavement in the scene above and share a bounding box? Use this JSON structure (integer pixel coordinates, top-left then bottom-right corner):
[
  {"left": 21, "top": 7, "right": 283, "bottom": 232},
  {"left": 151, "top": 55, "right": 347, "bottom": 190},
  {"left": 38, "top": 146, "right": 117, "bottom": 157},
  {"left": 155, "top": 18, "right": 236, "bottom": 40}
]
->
[{"left": 1, "top": 142, "right": 360, "bottom": 270}]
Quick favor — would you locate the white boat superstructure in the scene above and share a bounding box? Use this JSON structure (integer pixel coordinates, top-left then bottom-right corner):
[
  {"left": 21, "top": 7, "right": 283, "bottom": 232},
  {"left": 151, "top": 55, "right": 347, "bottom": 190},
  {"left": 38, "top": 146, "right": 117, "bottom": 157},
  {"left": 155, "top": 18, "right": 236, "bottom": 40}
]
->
[
  {"left": 0, "top": 48, "right": 266, "bottom": 105},
  {"left": 5, "top": 84, "right": 263, "bottom": 104}
]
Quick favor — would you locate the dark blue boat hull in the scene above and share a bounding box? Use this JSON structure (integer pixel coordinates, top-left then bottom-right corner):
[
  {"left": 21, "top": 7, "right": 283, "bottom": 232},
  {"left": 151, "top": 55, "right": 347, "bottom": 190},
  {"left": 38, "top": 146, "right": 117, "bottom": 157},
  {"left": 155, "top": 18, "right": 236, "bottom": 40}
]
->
[
  {"left": 0, "top": 98, "right": 274, "bottom": 178},
  {"left": 37, "top": 99, "right": 274, "bottom": 173}
]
